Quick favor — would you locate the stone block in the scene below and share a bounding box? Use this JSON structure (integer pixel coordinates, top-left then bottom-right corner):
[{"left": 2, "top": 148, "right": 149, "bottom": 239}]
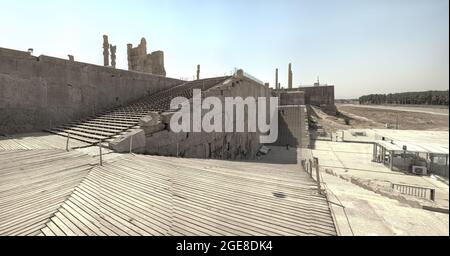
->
[
  {"left": 140, "top": 112, "right": 166, "bottom": 135},
  {"left": 160, "top": 112, "right": 174, "bottom": 124},
  {"left": 109, "top": 128, "right": 146, "bottom": 153},
  {"left": 142, "top": 123, "right": 165, "bottom": 135},
  {"left": 140, "top": 112, "right": 161, "bottom": 126}
]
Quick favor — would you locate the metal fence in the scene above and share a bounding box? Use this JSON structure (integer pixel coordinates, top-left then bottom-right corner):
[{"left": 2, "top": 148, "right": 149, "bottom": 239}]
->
[
  {"left": 300, "top": 148, "right": 314, "bottom": 175},
  {"left": 391, "top": 183, "right": 435, "bottom": 201},
  {"left": 299, "top": 148, "right": 322, "bottom": 192},
  {"left": 300, "top": 148, "right": 355, "bottom": 236}
]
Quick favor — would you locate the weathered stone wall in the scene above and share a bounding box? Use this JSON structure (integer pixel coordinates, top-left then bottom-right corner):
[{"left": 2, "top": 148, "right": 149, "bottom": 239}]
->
[
  {"left": 271, "top": 105, "right": 309, "bottom": 148},
  {"left": 276, "top": 86, "right": 336, "bottom": 115},
  {"left": 299, "top": 85, "right": 335, "bottom": 106},
  {"left": 142, "top": 77, "right": 273, "bottom": 160},
  {"left": 278, "top": 91, "right": 305, "bottom": 105},
  {"left": 0, "top": 47, "right": 182, "bottom": 135}
]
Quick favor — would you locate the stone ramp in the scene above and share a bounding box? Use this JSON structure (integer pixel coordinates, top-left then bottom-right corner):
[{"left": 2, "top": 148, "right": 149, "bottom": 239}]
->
[
  {"left": 39, "top": 154, "right": 336, "bottom": 236},
  {"left": 46, "top": 76, "right": 231, "bottom": 145},
  {"left": 0, "top": 149, "right": 94, "bottom": 236}
]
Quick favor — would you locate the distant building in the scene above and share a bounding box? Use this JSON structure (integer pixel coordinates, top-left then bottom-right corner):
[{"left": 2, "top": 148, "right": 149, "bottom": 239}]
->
[{"left": 275, "top": 79, "right": 336, "bottom": 115}]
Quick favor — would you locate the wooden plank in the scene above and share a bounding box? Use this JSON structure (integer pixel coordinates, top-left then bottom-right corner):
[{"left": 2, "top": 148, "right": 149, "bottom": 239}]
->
[
  {"left": 58, "top": 207, "right": 96, "bottom": 236},
  {"left": 46, "top": 221, "right": 66, "bottom": 236},
  {"left": 54, "top": 212, "right": 86, "bottom": 236},
  {"left": 75, "top": 185, "right": 168, "bottom": 235},
  {"left": 51, "top": 216, "right": 77, "bottom": 236},
  {"left": 69, "top": 191, "right": 126, "bottom": 236},
  {"left": 61, "top": 201, "right": 106, "bottom": 236},
  {"left": 41, "top": 227, "right": 55, "bottom": 236}
]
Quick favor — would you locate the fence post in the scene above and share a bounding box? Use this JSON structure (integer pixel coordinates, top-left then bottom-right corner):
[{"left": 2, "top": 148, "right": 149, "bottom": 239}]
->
[
  {"left": 66, "top": 132, "right": 70, "bottom": 152},
  {"left": 314, "top": 157, "right": 322, "bottom": 194},
  {"left": 308, "top": 159, "right": 313, "bottom": 176},
  {"left": 99, "top": 141, "right": 103, "bottom": 166},
  {"left": 129, "top": 135, "right": 133, "bottom": 154}
]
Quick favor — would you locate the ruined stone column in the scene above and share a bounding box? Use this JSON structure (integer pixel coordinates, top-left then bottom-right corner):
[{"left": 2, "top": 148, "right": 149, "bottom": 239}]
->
[
  {"left": 127, "top": 44, "right": 133, "bottom": 70},
  {"left": 236, "top": 69, "right": 244, "bottom": 78},
  {"left": 110, "top": 45, "right": 117, "bottom": 68},
  {"left": 288, "top": 63, "right": 293, "bottom": 89},
  {"left": 103, "top": 35, "right": 109, "bottom": 66},
  {"left": 196, "top": 65, "right": 200, "bottom": 80},
  {"left": 275, "top": 68, "right": 279, "bottom": 89}
]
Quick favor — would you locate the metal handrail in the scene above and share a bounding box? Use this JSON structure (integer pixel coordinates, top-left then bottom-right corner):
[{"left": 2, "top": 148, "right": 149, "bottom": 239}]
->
[
  {"left": 299, "top": 147, "right": 355, "bottom": 236},
  {"left": 320, "top": 178, "right": 355, "bottom": 236}
]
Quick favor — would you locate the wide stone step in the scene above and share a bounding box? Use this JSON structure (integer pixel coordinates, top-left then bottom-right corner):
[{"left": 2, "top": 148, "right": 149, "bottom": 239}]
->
[
  {"left": 100, "top": 113, "right": 143, "bottom": 119},
  {"left": 67, "top": 117, "right": 133, "bottom": 128},
  {"left": 104, "top": 113, "right": 146, "bottom": 118},
  {"left": 96, "top": 115, "right": 140, "bottom": 122},
  {"left": 112, "top": 110, "right": 148, "bottom": 115},
  {"left": 52, "top": 128, "right": 109, "bottom": 141},
  {"left": 63, "top": 124, "right": 123, "bottom": 134},
  {"left": 79, "top": 120, "right": 132, "bottom": 129},
  {"left": 91, "top": 118, "right": 138, "bottom": 126},
  {"left": 108, "top": 113, "right": 147, "bottom": 118},
  {"left": 94, "top": 115, "right": 139, "bottom": 121},
  {"left": 59, "top": 126, "right": 117, "bottom": 137},
  {"left": 45, "top": 130, "right": 99, "bottom": 145}
]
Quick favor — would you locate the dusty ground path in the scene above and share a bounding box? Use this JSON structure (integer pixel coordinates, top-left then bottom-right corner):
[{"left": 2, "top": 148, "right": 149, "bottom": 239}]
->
[
  {"left": 310, "top": 106, "right": 383, "bottom": 134},
  {"left": 321, "top": 104, "right": 450, "bottom": 131},
  {"left": 338, "top": 104, "right": 449, "bottom": 116}
]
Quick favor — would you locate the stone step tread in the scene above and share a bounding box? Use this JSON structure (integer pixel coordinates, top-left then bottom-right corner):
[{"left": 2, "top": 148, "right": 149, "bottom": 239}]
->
[
  {"left": 44, "top": 130, "right": 99, "bottom": 144},
  {"left": 58, "top": 126, "right": 117, "bottom": 137},
  {"left": 75, "top": 121, "right": 132, "bottom": 129},
  {"left": 61, "top": 124, "right": 122, "bottom": 134},
  {"left": 102, "top": 115, "right": 145, "bottom": 119},
  {"left": 52, "top": 128, "right": 109, "bottom": 141},
  {"left": 95, "top": 116, "right": 140, "bottom": 122},
  {"left": 91, "top": 118, "right": 138, "bottom": 125},
  {"left": 99, "top": 114, "right": 142, "bottom": 119}
]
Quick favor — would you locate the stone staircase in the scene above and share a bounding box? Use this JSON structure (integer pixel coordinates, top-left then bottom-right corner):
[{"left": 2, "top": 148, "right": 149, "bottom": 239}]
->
[{"left": 46, "top": 76, "right": 231, "bottom": 145}]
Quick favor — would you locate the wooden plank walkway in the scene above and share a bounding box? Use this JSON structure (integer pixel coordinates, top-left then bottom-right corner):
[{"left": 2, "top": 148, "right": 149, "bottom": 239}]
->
[
  {"left": 39, "top": 154, "right": 336, "bottom": 236},
  {"left": 0, "top": 149, "right": 94, "bottom": 235},
  {"left": 0, "top": 132, "right": 89, "bottom": 151}
]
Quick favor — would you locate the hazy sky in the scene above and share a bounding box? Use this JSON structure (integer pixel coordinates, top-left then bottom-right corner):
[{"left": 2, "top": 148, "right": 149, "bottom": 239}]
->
[{"left": 0, "top": 0, "right": 448, "bottom": 98}]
